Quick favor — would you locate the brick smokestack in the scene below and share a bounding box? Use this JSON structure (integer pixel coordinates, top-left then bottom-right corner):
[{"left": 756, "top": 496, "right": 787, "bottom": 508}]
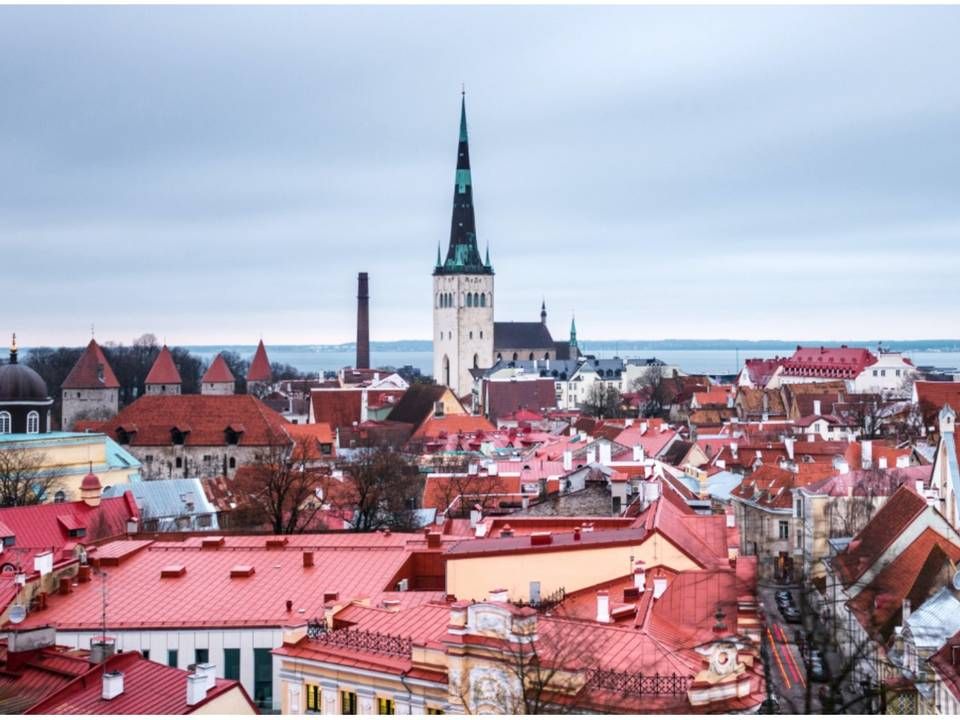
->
[{"left": 356, "top": 272, "right": 370, "bottom": 369}]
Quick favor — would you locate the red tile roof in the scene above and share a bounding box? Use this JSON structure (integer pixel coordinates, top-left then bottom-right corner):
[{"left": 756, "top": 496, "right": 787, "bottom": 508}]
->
[
  {"left": 412, "top": 414, "right": 495, "bottom": 440},
  {"left": 95, "top": 395, "right": 291, "bottom": 447},
  {"left": 929, "top": 627, "right": 960, "bottom": 703},
  {"left": 0, "top": 640, "right": 95, "bottom": 714},
  {"left": 25, "top": 650, "right": 250, "bottom": 715},
  {"left": 0, "top": 492, "right": 139, "bottom": 559},
  {"left": 846, "top": 527, "right": 960, "bottom": 642},
  {"left": 61, "top": 339, "right": 120, "bottom": 390},
  {"left": 742, "top": 357, "right": 785, "bottom": 387},
  {"left": 201, "top": 353, "right": 235, "bottom": 384},
  {"left": 782, "top": 345, "right": 877, "bottom": 379},
  {"left": 246, "top": 340, "right": 272, "bottom": 382},
  {"left": 310, "top": 389, "right": 404, "bottom": 430},
  {"left": 833, "top": 484, "right": 929, "bottom": 587},
  {"left": 17, "top": 534, "right": 448, "bottom": 630},
  {"left": 144, "top": 345, "right": 182, "bottom": 385}
]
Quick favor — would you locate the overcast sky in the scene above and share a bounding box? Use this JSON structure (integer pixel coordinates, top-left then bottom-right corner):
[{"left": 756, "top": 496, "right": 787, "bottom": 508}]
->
[{"left": 3, "top": 5, "right": 959, "bottom": 347}]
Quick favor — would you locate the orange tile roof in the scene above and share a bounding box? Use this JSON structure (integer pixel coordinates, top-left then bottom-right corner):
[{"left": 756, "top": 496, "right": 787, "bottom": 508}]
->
[
  {"left": 413, "top": 414, "right": 495, "bottom": 440},
  {"left": 61, "top": 339, "right": 120, "bottom": 389},
  {"left": 201, "top": 353, "right": 235, "bottom": 383},
  {"left": 246, "top": 340, "right": 272, "bottom": 382},
  {"left": 144, "top": 345, "right": 182, "bottom": 385}
]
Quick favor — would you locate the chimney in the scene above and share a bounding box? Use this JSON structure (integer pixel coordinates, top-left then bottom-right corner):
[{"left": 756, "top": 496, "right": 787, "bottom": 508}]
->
[
  {"left": 653, "top": 576, "right": 668, "bottom": 599},
  {"left": 356, "top": 272, "right": 370, "bottom": 369},
  {"left": 562, "top": 450, "right": 572, "bottom": 472},
  {"left": 730, "top": 442, "right": 739, "bottom": 460},
  {"left": 878, "top": 456, "right": 888, "bottom": 470},
  {"left": 861, "top": 440, "right": 873, "bottom": 469},
  {"left": 426, "top": 531, "right": 442, "bottom": 548},
  {"left": 360, "top": 388, "right": 369, "bottom": 424},
  {"left": 640, "top": 421, "right": 648, "bottom": 435},
  {"left": 500, "top": 524, "right": 514, "bottom": 538},
  {"left": 902, "top": 598, "right": 911, "bottom": 623},
  {"left": 303, "top": 551, "right": 314, "bottom": 568},
  {"left": 813, "top": 399, "right": 822, "bottom": 415},
  {"left": 598, "top": 441, "right": 612, "bottom": 466},
  {"left": 90, "top": 637, "right": 116, "bottom": 663},
  {"left": 186, "top": 673, "right": 208, "bottom": 706},
  {"left": 784, "top": 436, "right": 795, "bottom": 461},
  {"left": 596, "top": 590, "right": 611, "bottom": 623},
  {"left": 633, "top": 561, "right": 646, "bottom": 591},
  {"left": 489, "top": 588, "right": 508, "bottom": 602},
  {"left": 469, "top": 505, "right": 482, "bottom": 529},
  {"left": 101, "top": 671, "right": 124, "bottom": 701},
  {"left": 586, "top": 448, "right": 597, "bottom": 465},
  {"left": 195, "top": 662, "right": 217, "bottom": 691},
  {"left": 632, "top": 445, "right": 645, "bottom": 462}
]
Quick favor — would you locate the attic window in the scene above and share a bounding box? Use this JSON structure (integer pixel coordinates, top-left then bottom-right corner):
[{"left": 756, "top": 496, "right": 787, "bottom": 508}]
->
[
  {"left": 434, "top": 401, "right": 445, "bottom": 418},
  {"left": 171, "top": 429, "right": 187, "bottom": 445}
]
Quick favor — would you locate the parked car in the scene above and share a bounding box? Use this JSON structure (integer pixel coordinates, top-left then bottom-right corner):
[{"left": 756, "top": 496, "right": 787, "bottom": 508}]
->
[{"left": 782, "top": 605, "right": 802, "bottom": 623}]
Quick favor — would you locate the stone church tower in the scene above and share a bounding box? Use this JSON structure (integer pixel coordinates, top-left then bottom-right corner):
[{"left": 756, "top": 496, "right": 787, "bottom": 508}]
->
[{"left": 433, "top": 94, "right": 494, "bottom": 398}]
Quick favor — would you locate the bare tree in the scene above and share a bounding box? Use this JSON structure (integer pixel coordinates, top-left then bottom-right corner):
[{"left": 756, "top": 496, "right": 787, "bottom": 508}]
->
[
  {"left": 0, "top": 446, "right": 63, "bottom": 506},
  {"left": 427, "top": 456, "right": 505, "bottom": 517},
  {"left": 630, "top": 364, "right": 668, "bottom": 418},
  {"left": 334, "top": 445, "right": 422, "bottom": 532},
  {"left": 581, "top": 382, "right": 622, "bottom": 419}
]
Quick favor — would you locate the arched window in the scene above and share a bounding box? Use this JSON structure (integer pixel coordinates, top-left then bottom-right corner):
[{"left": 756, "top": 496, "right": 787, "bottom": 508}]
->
[
  {"left": 544, "top": 353, "right": 550, "bottom": 360},
  {"left": 54, "top": 490, "right": 66, "bottom": 503},
  {"left": 442, "top": 355, "right": 451, "bottom": 387},
  {"left": 528, "top": 353, "right": 535, "bottom": 361},
  {"left": 229, "top": 457, "right": 236, "bottom": 469},
  {"left": 473, "top": 292, "right": 479, "bottom": 306},
  {"left": 480, "top": 294, "right": 486, "bottom": 307},
  {"left": 0, "top": 411, "right": 10, "bottom": 434},
  {"left": 466, "top": 293, "right": 473, "bottom": 307},
  {"left": 473, "top": 354, "right": 479, "bottom": 369},
  {"left": 469, "top": 331, "right": 473, "bottom": 339},
  {"left": 496, "top": 353, "right": 502, "bottom": 362},
  {"left": 26, "top": 411, "right": 40, "bottom": 434},
  {"left": 513, "top": 353, "right": 519, "bottom": 361}
]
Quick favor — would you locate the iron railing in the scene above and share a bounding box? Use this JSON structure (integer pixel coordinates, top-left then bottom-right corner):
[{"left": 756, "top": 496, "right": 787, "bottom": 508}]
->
[
  {"left": 513, "top": 586, "right": 566, "bottom": 613},
  {"left": 584, "top": 668, "right": 690, "bottom": 696},
  {"left": 311, "top": 627, "right": 412, "bottom": 658}
]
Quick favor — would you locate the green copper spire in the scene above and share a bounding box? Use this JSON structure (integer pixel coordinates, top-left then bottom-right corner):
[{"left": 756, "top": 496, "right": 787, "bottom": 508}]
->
[
  {"left": 434, "top": 91, "right": 492, "bottom": 276},
  {"left": 569, "top": 315, "right": 578, "bottom": 349}
]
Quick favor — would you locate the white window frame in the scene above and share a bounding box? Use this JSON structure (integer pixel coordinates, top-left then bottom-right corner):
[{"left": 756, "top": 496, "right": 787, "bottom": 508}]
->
[
  {"left": 0, "top": 411, "right": 10, "bottom": 434},
  {"left": 26, "top": 411, "right": 40, "bottom": 434}
]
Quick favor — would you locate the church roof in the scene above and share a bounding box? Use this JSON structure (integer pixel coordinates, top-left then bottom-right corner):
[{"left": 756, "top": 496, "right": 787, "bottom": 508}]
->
[
  {"left": 246, "top": 340, "right": 272, "bottom": 382},
  {"left": 144, "top": 345, "right": 182, "bottom": 385},
  {"left": 493, "top": 322, "right": 555, "bottom": 351},
  {"left": 61, "top": 339, "right": 120, "bottom": 390},
  {"left": 201, "top": 353, "right": 235, "bottom": 384},
  {"left": 434, "top": 94, "right": 492, "bottom": 276}
]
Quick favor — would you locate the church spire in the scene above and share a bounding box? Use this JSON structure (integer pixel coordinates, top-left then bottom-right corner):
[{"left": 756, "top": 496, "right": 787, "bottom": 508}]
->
[
  {"left": 541, "top": 299, "right": 547, "bottom": 325},
  {"left": 435, "top": 91, "right": 492, "bottom": 276},
  {"left": 569, "top": 315, "right": 578, "bottom": 352}
]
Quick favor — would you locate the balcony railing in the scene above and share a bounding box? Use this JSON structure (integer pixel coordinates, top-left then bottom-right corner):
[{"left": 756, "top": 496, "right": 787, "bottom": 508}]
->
[{"left": 584, "top": 668, "right": 690, "bottom": 696}]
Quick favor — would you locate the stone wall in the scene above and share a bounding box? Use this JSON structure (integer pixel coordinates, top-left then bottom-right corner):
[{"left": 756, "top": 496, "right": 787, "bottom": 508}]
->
[{"left": 61, "top": 388, "right": 118, "bottom": 430}]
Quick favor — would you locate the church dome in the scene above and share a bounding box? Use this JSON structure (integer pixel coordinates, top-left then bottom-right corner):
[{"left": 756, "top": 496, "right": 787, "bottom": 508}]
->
[{"left": 0, "top": 342, "right": 49, "bottom": 403}]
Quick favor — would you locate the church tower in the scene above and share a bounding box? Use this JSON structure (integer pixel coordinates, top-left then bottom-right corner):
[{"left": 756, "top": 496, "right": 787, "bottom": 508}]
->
[{"left": 433, "top": 93, "right": 494, "bottom": 398}]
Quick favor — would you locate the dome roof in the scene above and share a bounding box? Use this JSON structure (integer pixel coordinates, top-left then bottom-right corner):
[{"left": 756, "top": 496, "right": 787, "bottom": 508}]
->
[
  {"left": 80, "top": 470, "right": 102, "bottom": 491},
  {"left": 0, "top": 346, "right": 50, "bottom": 403}
]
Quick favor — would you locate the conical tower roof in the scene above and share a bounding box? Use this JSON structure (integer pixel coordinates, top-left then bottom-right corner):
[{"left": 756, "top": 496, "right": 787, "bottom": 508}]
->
[
  {"left": 145, "top": 345, "right": 182, "bottom": 385},
  {"left": 201, "top": 353, "right": 235, "bottom": 383},
  {"left": 62, "top": 339, "right": 120, "bottom": 390},
  {"left": 247, "top": 340, "right": 272, "bottom": 382}
]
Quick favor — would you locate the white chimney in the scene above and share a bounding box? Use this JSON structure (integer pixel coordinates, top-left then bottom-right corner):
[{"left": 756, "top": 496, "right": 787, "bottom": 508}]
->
[
  {"left": 625, "top": 418, "right": 634, "bottom": 427},
  {"left": 878, "top": 456, "right": 888, "bottom": 470},
  {"left": 643, "top": 480, "right": 660, "bottom": 503},
  {"left": 730, "top": 442, "right": 738, "bottom": 460},
  {"left": 640, "top": 422, "right": 648, "bottom": 435},
  {"left": 33, "top": 550, "right": 53, "bottom": 577},
  {"left": 598, "top": 442, "right": 612, "bottom": 466},
  {"left": 488, "top": 588, "right": 508, "bottom": 602},
  {"left": 586, "top": 448, "right": 597, "bottom": 465},
  {"left": 726, "top": 513, "right": 735, "bottom": 528},
  {"left": 360, "top": 388, "right": 369, "bottom": 424},
  {"left": 784, "top": 436, "right": 795, "bottom": 461},
  {"left": 633, "top": 562, "right": 646, "bottom": 591},
  {"left": 813, "top": 399, "right": 822, "bottom": 415},
  {"left": 836, "top": 460, "right": 850, "bottom": 474},
  {"left": 487, "top": 461, "right": 498, "bottom": 475},
  {"left": 596, "top": 591, "right": 611, "bottom": 623},
  {"left": 861, "top": 440, "right": 873, "bottom": 469},
  {"left": 897, "top": 455, "right": 910, "bottom": 469},
  {"left": 632, "top": 445, "right": 645, "bottom": 462},
  {"left": 902, "top": 598, "right": 911, "bottom": 623},
  {"left": 915, "top": 480, "right": 924, "bottom": 495},
  {"left": 195, "top": 662, "right": 217, "bottom": 691},
  {"left": 469, "top": 506, "right": 482, "bottom": 529},
  {"left": 186, "top": 673, "right": 207, "bottom": 706},
  {"left": 102, "top": 671, "right": 124, "bottom": 700},
  {"left": 653, "top": 577, "right": 668, "bottom": 599},
  {"left": 562, "top": 450, "right": 573, "bottom": 471}
]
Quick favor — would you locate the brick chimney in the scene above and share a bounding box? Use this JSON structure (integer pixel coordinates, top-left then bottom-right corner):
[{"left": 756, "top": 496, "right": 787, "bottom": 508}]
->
[{"left": 356, "top": 272, "right": 370, "bottom": 369}]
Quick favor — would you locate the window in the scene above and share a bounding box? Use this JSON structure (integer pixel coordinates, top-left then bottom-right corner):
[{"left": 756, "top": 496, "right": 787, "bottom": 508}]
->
[
  {"left": 0, "top": 411, "right": 12, "bottom": 434},
  {"left": 778, "top": 521, "right": 789, "bottom": 540},
  {"left": 253, "top": 648, "right": 273, "bottom": 708},
  {"left": 427, "top": 708, "right": 445, "bottom": 715},
  {"left": 26, "top": 411, "right": 40, "bottom": 434},
  {"left": 223, "top": 648, "right": 240, "bottom": 680},
  {"left": 202, "top": 454, "right": 212, "bottom": 462},
  {"left": 175, "top": 457, "right": 183, "bottom": 469},
  {"left": 306, "top": 684, "right": 321, "bottom": 713},
  {"left": 873, "top": 370, "right": 878, "bottom": 376},
  {"left": 341, "top": 690, "right": 358, "bottom": 715},
  {"left": 469, "top": 331, "right": 473, "bottom": 339},
  {"left": 881, "top": 370, "right": 886, "bottom": 377},
  {"left": 145, "top": 454, "right": 154, "bottom": 463},
  {"left": 480, "top": 294, "right": 486, "bottom": 307},
  {"left": 378, "top": 697, "right": 395, "bottom": 715},
  {"left": 167, "top": 649, "right": 178, "bottom": 668},
  {"left": 229, "top": 457, "right": 236, "bottom": 469},
  {"left": 195, "top": 648, "right": 209, "bottom": 665},
  {"left": 54, "top": 490, "right": 66, "bottom": 504},
  {"left": 142, "top": 649, "right": 150, "bottom": 660}
]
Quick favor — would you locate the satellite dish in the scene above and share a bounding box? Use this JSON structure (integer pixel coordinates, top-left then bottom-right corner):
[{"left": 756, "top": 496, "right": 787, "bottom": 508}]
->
[
  {"left": 8, "top": 604, "right": 26, "bottom": 624},
  {"left": 953, "top": 569, "right": 960, "bottom": 592}
]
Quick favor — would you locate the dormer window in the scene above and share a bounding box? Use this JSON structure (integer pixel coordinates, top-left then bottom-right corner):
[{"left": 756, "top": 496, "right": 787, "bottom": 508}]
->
[{"left": 171, "top": 429, "right": 187, "bottom": 445}]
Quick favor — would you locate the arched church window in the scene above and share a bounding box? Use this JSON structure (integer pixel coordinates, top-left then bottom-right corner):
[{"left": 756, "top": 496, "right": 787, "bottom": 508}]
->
[
  {"left": 473, "top": 292, "right": 479, "bottom": 306},
  {"left": 442, "top": 355, "right": 451, "bottom": 387},
  {"left": 496, "top": 353, "right": 502, "bottom": 362},
  {"left": 469, "top": 331, "right": 473, "bottom": 339},
  {"left": 480, "top": 294, "right": 486, "bottom": 307},
  {"left": 513, "top": 353, "right": 519, "bottom": 362},
  {"left": 0, "top": 411, "right": 10, "bottom": 434},
  {"left": 544, "top": 353, "right": 550, "bottom": 360},
  {"left": 473, "top": 354, "right": 479, "bottom": 368},
  {"left": 529, "top": 353, "right": 535, "bottom": 361},
  {"left": 467, "top": 294, "right": 473, "bottom": 307},
  {"left": 26, "top": 411, "right": 40, "bottom": 434},
  {"left": 54, "top": 490, "right": 66, "bottom": 503}
]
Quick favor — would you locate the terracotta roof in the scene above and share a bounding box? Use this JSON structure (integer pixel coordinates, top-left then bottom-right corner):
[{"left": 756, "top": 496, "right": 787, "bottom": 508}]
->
[
  {"left": 692, "top": 389, "right": 732, "bottom": 407},
  {"left": 246, "top": 340, "right": 272, "bottom": 382},
  {"left": 613, "top": 423, "right": 678, "bottom": 459},
  {"left": 846, "top": 527, "right": 960, "bottom": 643},
  {"left": 387, "top": 384, "right": 453, "bottom": 427},
  {"left": 201, "top": 353, "right": 235, "bottom": 384},
  {"left": 803, "top": 465, "right": 931, "bottom": 497},
  {"left": 632, "top": 496, "right": 730, "bottom": 568},
  {"left": 144, "top": 345, "right": 182, "bottom": 385},
  {"left": 310, "top": 388, "right": 403, "bottom": 430},
  {"left": 25, "top": 650, "right": 249, "bottom": 714},
  {"left": 61, "top": 339, "right": 120, "bottom": 390},
  {"left": 915, "top": 382, "right": 960, "bottom": 428},
  {"left": 742, "top": 357, "right": 785, "bottom": 387},
  {"left": 96, "top": 394, "right": 291, "bottom": 447},
  {"left": 412, "top": 414, "right": 495, "bottom": 440},
  {"left": 18, "top": 534, "right": 448, "bottom": 631},
  {"left": 928, "top": 627, "right": 960, "bottom": 703},
  {"left": 0, "top": 492, "right": 138, "bottom": 559},
  {"left": 833, "top": 484, "right": 929, "bottom": 587},
  {"left": 782, "top": 345, "right": 878, "bottom": 379}
]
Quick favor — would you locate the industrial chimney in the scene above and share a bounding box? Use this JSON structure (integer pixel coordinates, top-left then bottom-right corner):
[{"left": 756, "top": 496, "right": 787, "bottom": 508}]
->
[{"left": 356, "top": 272, "right": 370, "bottom": 369}]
